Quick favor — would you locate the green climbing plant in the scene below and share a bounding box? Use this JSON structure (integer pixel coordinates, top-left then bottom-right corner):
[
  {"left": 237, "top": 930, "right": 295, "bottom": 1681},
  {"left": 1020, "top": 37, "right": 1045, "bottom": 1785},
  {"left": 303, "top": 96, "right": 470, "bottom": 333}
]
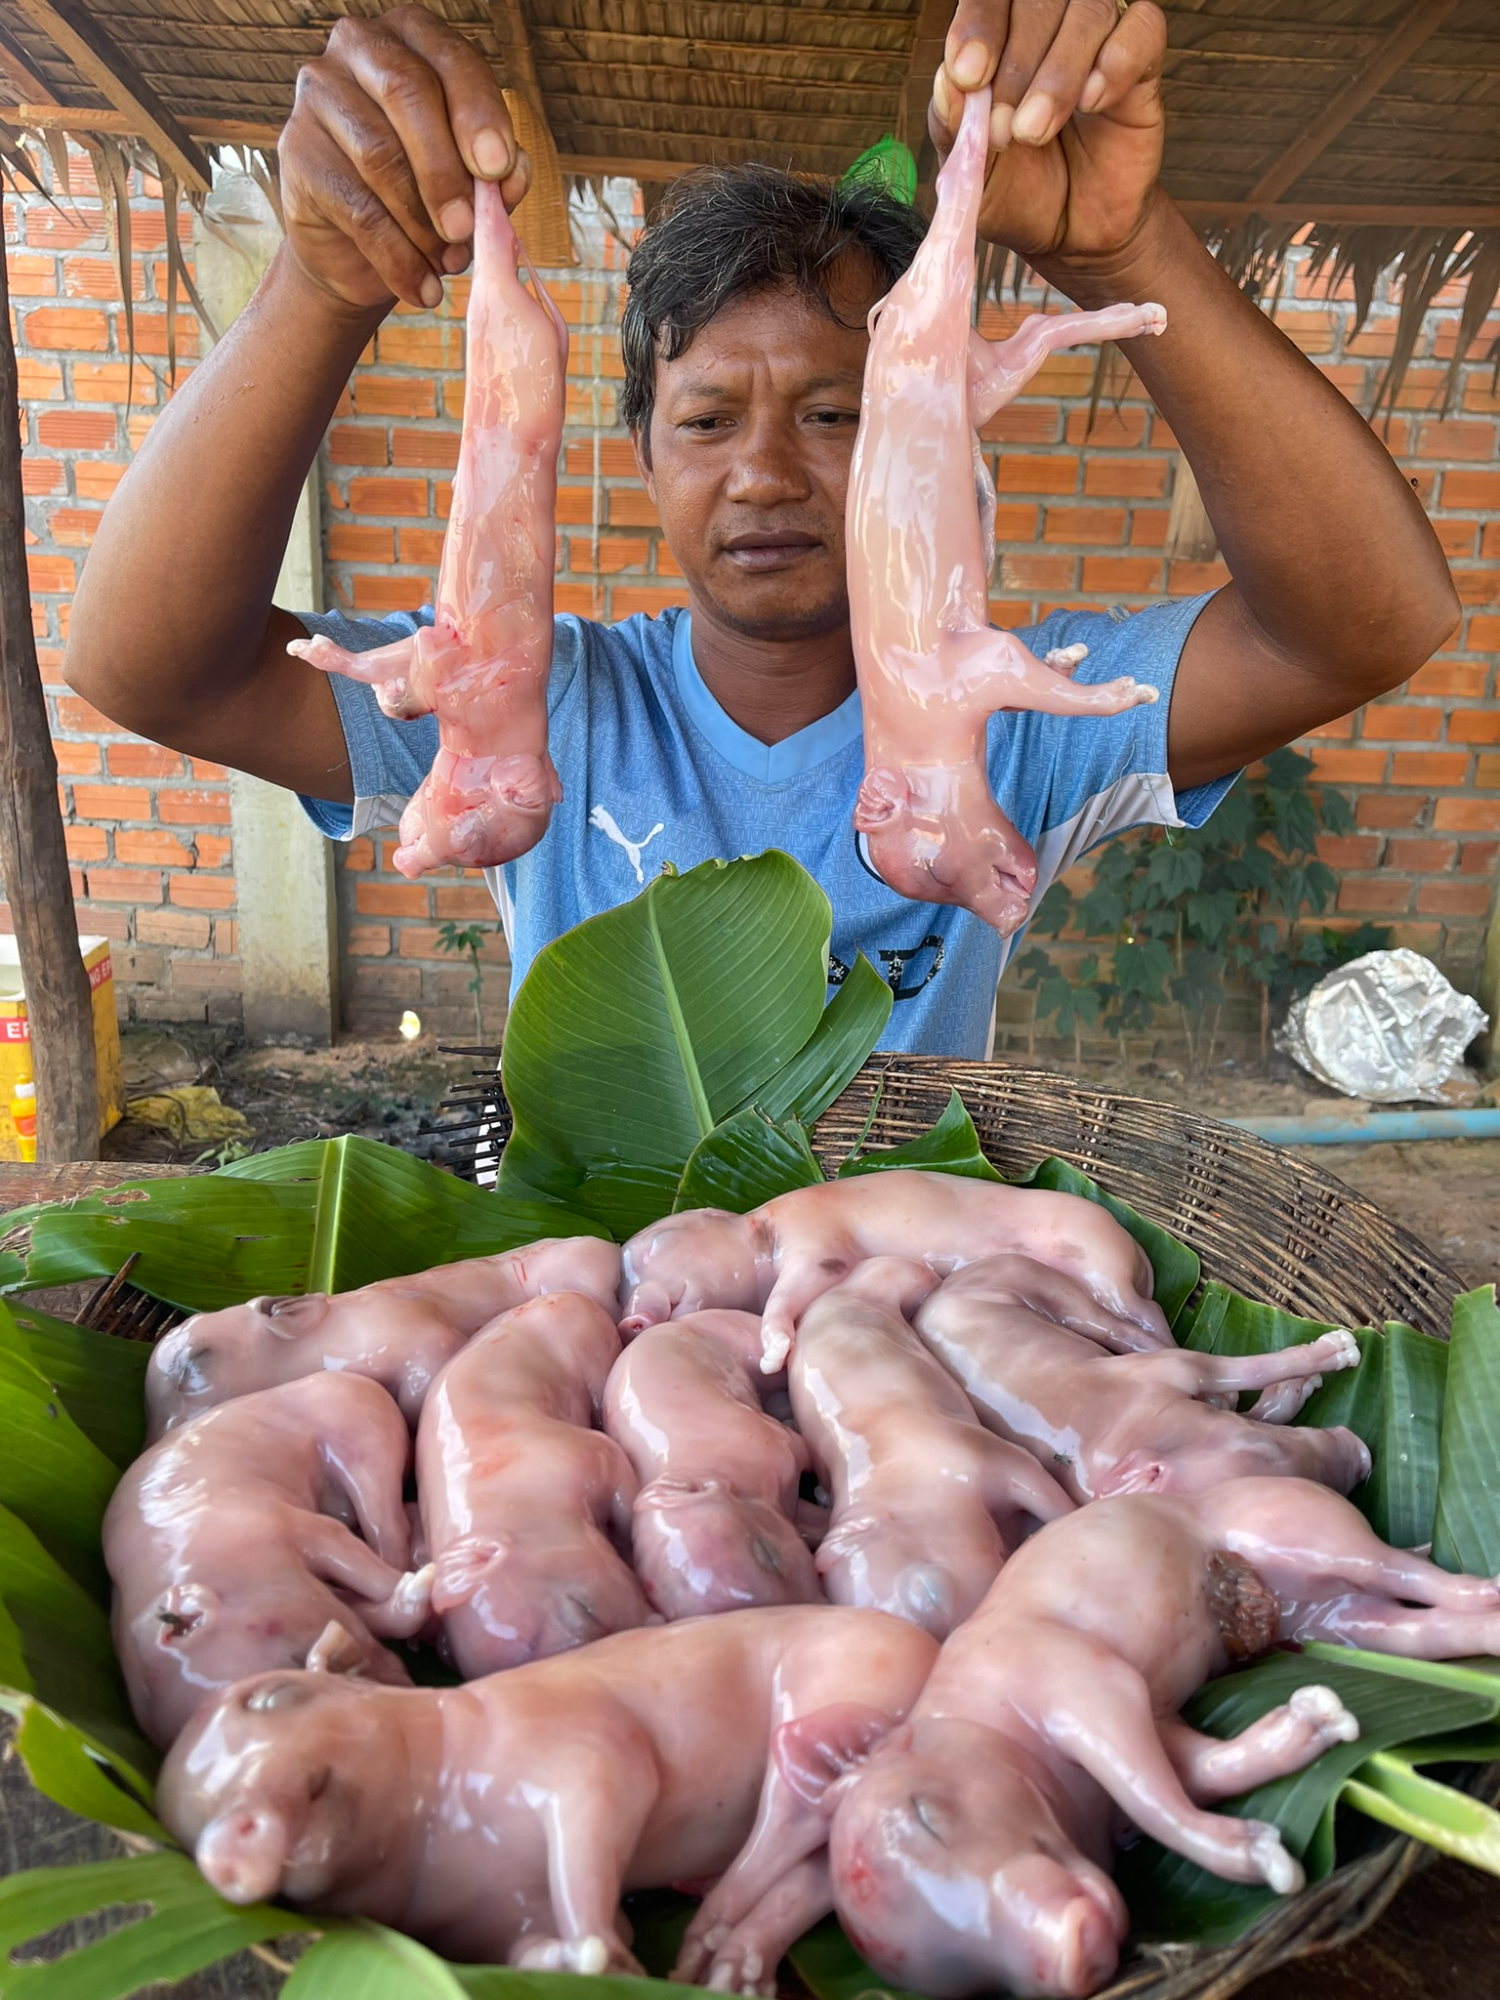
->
[
  {"left": 434, "top": 921, "right": 500, "bottom": 1042},
  {"left": 1014, "top": 748, "right": 1392, "bottom": 1069}
]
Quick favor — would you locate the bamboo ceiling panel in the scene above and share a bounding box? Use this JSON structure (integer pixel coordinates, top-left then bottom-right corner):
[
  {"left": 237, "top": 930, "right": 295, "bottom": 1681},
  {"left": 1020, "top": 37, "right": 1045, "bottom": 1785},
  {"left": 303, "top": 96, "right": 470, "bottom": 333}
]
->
[{"left": 0, "top": 0, "right": 1496, "bottom": 214}]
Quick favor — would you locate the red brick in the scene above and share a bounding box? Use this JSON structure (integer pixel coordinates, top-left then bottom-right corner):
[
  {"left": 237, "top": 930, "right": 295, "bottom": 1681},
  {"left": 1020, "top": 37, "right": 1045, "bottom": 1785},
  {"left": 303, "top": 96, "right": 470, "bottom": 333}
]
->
[
  {"left": 47, "top": 508, "right": 103, "bottom": 548},
  {"left": 554, "top": 485, "right": 594, "bottom": 526},
  {"left": 655, "top": 543, "right": 685, "bottom": 578},
  {"left": 1433, "top": 518, "right": 1477, "bottom": 560},
  {"left": 190, "top": 759, "right": 229, "bottom": 781},
  {"left": 980, "top": 403, "right": 1060, "bottom": 444},
  {"left": 1391, "top": 750, "right": 1469, "bottom": 786},
  {"left": 64, "top": 825, "right": 108, "bottom": 862},
  {"left": 72, "top": 362, "right": 154, "bottom": 404},
  {"left": 1408, "top": 661, "right": 1488, "bottom": 698},
  {"left": 26, "top": 553, "right": 74, "bottom": 593},
  {"left": 1386, "top": 922, "right": 1446, "bottom": 954},
  {"left": 157, "top": 787, "right": 231, "bottom": 825},
  {"left": 1385, "top": 838, "right": 1457, "bottom": 872},
  {"left": 1066, "top": 408, "right": 1146, "bottom": 448},
  {"left": 17, "top": 358, "right": 63, "bottom": 402},
  {"left": 72, "top": 783, "right": 151, "bottom": 821},
  {"left": 607, "top": 488, "right": 661, "bottom": 528},
  {"left": 1415, "top": 420, "right": 1496, "bottom": 461},
  {"left": 84, "top": 866, "right": 163, "bottom": 904},
  {"left": 433, "top": 884, "right": 498, "bottom": 919},
  {"left": 169, "top": 873, "right": 236, "bottom": 910},
  {"left": 327, "top": 524, "right": 395, "bottom": 564},
  {"left": 1460, "top": 840, "right": 1499, "bottom": 875},
  {"left": 1304, "top": 716, "right": 1354, "bottom": 741},
  {"left": 74, "top": 461, "right": 127, "bottom": 502},
  {"left": 1310, "top": 749, "right": 1389, "bottom": 784},
  {"left": 1083, "top": 555, "right": 1162, "bottom": 594},
  {"left": 356, "top": 881, "right": 430, "bottom": 917},
  {"left": 566, "top": 439, "right": 637, "bottom": 477},
  {"left": 69, "top": 904, "right": 129, "bottom": 940},
  {"left": 344, "top": 837, "right": 375, "bottom": 871},
  {"left": 329, "top": 425, "right": 389, "bottom": 466},
  {"left": 555, "top": 584, "right": 600, "bottom": 616},
  {"left": 352, "top": 573, "right": 428, "bottom": 612},
  {"left": 1168, "top": 560, "right": 1231, "bottom": 595},
  {"left": 1448, "top": 464, "right": 1500, "bottom": 504},
  {"left": 136, "top": 908, "right": 211, "bottom": 948},
  {"left": 1354, "top": 792, "right": 1425, "bottom": 829},
  {"left": 1483, "top": 524, "right": 1500, "bottom": 562},
  {"left": 348, "top": 962, "right": 421, "bottom": 1000},
  {"left": 61, "top": 255, "right": 146, "bottom": 301},
  {"left": 1083, "top": 457, "right": 1168, "bottom": 499},
  {"left": 398, "top": 528, "right": 446, "bottom": 568},
  {"left": 354, "top": 375, "right": 437, "bottom": 419},
  {"left": 1315, "top": 836, "right": 1381, "bottom": 868},
  {"left": 392, "top": 426, "right": 460, "bottom": 470},
  {"left": 23, "top": 307, "right": 108, "bottom": 351},
  {"left": 169, "top": 959, "right": 242, "bottom": 992},
  {"left": 196, "top": 833, "right": 232, "bottom": 871},
  {"left": 1129, "top": 509, "right": 1170, "bottom": 548},
  {"left": 1448, "top": 708, "right": 1500, "bottom": 743},
  {"left": 1360, "top": 704, "right": 1443, "bottom": 741},
  {"left": 586, "top": 534, "right": 649, "bottom": 573},
  {"left": 611, "top": 585, "right": 689, "bottom": 619},
  {"left": 1479, "top": 753, "right": 1500, "bottom": 791},
  {"left": 1415, "top": 880, "right": 1490, "bottom": 917},
  {"left": 1453, "top": 569, "right": 1500, "bottom": 607},
  {"left": 53, "top": 741, "right": 100, "bottom": 776},
  {"left": 129, "top": 313, "right": 199, "bottom": 360},
  {"left": 1434, "top": 797, "right": 1500, "bottom": 831},
  {"left": 1001, "top": 553, "right": 1076, "bottom": 592},
  {"left": 996, "top": 453, "right": 1079, "bottom": 494},
  {"left": 107, "top": 742, "right": 184, "bottom": 778},
  {"left": 435, "top": 481, "right": 452, "bottom": 519},
  {"left": 115, "top": 828, "right": 194, "bottom": 866},
  {"left": 1336, "top": 877, "right": 1411, "bottom": 914},
  {"left": 347, "top": 924, "right": 391, "bottom": 957},
  {"left": 1043, "top": 507, "right": 1126, "bottom": 545},
  {"left": 346, "top": 477, "right": 428, "bottom": 516},
  {"left": 1275, "top": 310, "right": 1337, "bottom": 356},
  {"left": 20, "top": 456, "right": 65, "bottom": 495},
  {"left": 376, "top": 324, "right": 462, "bottom": 370},
  {"left": 7, "top": 250, "right": 56, "bottom": 297}
]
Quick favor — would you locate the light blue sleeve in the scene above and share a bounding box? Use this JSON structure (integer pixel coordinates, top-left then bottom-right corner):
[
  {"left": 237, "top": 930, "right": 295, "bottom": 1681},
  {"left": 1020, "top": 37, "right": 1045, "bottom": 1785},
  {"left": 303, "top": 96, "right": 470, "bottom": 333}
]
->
[{"left": 293, "top": 609, "right": 586, "bottom": 840}]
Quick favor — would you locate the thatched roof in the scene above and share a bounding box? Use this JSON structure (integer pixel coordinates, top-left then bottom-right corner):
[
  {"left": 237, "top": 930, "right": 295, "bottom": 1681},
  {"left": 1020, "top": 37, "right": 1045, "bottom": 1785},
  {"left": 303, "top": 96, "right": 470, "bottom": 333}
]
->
[{"left": 0, "top": 2, "right": 1496, "bottom": 408}]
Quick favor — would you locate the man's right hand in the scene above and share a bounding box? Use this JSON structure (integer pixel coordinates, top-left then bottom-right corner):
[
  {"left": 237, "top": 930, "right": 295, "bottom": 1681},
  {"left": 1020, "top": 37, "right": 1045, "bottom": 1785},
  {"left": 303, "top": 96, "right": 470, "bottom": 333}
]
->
[{"left": 281, "top": 3, "right": 530, "bottom": 313}]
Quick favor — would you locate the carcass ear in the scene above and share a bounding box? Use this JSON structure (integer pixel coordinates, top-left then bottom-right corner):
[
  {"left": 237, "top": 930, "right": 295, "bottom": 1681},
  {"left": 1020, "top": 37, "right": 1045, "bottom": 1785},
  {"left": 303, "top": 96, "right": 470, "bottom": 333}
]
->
[
  {"left": 774, "top": 1705, "right": 907, "bottom": 1812},
  {"left": 618, "top": 1282, "right": 673, "bottom": 1337}
]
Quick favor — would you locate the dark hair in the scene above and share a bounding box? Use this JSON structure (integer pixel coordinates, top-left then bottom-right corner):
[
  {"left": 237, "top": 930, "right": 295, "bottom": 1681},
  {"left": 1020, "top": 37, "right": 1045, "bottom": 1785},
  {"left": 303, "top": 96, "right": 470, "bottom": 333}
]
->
[{"left": 619, "top": 164, "right": 927, "bottom": 438}]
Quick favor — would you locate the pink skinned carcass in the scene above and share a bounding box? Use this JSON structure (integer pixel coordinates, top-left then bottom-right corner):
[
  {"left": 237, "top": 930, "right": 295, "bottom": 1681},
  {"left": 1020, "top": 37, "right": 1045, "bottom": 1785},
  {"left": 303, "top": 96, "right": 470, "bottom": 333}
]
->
[
  {"left": 818, "top": 1476, "right": 1500, "bottom": 1999},
  {"left": 145, "top": 1235, "right": 623, "bottom": 1439},
  {"left": 790, "top": 1260, "right": 1071, "bottom": 1635},
  {"left": 157, "top": 1604, "right": 938, "bottom": 1995},
  {"left": 915, "top": 1256, "right": 1371, "bottom": 1502},
  {"left": 617, "top": 1168, "right": 1170, "bottom": 1371},
  {"left": 417, "top": 1289, "right": 652, "bottom": 1674},
  {"left": 845, "top": 83, "right": 1166, "bottom": 934},
  {"left": 602, "top": 1309, "right": 822, "bottom": 1619},
  {"left": 288, "top": 176, "right": 567, "bottom": 877},
  {"left": 105, "top": 1371, "right": 430, "bottom": 1750}
]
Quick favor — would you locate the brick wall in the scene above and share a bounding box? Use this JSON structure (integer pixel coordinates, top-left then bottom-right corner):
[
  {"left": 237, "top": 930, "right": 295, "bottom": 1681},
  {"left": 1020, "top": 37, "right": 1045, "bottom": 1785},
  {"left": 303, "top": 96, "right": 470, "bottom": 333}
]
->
[{"left": 11, "top": 153, "right": 1499, "bottom": 1041}]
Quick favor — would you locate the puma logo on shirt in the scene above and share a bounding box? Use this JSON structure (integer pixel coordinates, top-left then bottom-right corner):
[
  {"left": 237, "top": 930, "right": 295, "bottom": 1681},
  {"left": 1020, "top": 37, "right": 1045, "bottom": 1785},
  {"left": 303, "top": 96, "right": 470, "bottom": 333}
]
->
[{"left": 588, "top": 803, "right": 665, "bottom": 884}]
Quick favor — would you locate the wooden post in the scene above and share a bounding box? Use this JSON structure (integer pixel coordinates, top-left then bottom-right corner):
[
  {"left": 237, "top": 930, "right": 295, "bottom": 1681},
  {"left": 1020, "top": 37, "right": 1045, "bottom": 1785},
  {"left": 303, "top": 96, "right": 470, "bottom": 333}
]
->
[{"left": 0, "top": 228, "right": 98, "bottom": 1160}]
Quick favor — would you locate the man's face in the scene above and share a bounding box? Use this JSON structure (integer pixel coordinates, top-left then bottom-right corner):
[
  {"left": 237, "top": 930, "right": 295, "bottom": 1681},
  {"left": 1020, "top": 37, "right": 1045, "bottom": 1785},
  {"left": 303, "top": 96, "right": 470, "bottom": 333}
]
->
[{"left": 637, "top": 275, "right": 879, "bottom": 643}]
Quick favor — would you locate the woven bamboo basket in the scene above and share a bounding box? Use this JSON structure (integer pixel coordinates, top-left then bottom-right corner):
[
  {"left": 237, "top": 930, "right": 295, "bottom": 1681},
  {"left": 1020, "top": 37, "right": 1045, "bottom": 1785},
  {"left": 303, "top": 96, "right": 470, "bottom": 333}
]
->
[{"left": 811, "top": 1053, "right": 1499, "bottom": 1999}]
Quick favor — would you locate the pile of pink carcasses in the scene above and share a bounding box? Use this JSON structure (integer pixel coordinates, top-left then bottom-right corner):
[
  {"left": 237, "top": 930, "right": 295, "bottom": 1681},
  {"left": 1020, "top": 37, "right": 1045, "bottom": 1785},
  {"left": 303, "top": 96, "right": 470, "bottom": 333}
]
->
[{"left": 108, "top": 1167, "right": 1500, "bottom": 1999}]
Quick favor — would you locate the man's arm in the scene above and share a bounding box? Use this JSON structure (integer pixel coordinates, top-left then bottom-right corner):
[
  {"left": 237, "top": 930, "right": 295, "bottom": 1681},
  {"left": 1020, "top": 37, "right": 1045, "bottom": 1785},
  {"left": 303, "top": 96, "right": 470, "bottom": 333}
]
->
[
  {"left": 937, "top": 1, "right": 1461, "bottom": 793},
  {"left": 64, "top": 6, "right": 526, "bottom": 802}
]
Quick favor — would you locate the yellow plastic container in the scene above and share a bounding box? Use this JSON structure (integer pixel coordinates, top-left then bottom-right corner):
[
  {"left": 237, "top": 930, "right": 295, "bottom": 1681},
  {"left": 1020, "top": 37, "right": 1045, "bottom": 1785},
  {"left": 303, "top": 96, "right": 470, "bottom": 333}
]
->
[{"left": 0, "top": 935, "right": 123, "bottom": 1160}]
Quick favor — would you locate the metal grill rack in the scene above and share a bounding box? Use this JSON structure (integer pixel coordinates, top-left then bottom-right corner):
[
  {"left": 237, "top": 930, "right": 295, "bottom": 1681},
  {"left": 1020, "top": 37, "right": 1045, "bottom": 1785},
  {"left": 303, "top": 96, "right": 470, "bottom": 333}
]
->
[
  {"left": 77, "top": 1252, "right": 187, "bottom": 1343},
  {"left": 435, "top": 1045, "right": 513, "bottom": 1187}
]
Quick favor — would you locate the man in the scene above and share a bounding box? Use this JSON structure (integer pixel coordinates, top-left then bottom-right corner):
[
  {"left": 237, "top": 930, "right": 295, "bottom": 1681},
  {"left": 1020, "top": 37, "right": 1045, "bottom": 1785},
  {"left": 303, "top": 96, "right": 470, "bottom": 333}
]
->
[{"left": 65, "top": 2, "right": 1458, "bottom": 1058}]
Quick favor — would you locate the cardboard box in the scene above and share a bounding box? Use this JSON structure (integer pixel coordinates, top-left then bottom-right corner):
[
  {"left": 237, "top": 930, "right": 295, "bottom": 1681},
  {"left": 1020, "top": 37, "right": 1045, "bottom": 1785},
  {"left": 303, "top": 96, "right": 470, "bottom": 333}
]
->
[{"left": 0, "top": 935, "right": 124, "bottom": 1159}]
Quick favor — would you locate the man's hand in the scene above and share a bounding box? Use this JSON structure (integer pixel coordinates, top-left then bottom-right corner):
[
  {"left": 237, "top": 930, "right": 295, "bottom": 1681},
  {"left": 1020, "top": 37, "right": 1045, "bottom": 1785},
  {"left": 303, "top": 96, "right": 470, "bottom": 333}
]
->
[
  {"left": 281, "top": 3, "right": 529, "bottom": 313},
  {"left": 932, "top": 0, "right": 1166, "bottom": 270}
]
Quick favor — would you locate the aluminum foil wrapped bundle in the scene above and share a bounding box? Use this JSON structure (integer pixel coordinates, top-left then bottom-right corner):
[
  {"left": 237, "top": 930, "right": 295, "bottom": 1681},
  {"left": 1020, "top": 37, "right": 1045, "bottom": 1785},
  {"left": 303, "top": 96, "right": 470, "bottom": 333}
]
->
[{"left": 1276, "top": 948, "right": 1488, "bottom": 1104}]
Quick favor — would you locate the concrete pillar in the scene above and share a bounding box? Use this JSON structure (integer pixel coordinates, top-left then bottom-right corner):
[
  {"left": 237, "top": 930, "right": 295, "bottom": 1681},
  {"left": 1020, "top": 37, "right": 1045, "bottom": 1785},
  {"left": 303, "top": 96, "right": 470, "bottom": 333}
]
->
[
  {"left": 194, "top": 177, "right": 340, "bottom": 1044},
  {"left": 1481, "top": 859, "right": 1500, "bottom": 1079}
]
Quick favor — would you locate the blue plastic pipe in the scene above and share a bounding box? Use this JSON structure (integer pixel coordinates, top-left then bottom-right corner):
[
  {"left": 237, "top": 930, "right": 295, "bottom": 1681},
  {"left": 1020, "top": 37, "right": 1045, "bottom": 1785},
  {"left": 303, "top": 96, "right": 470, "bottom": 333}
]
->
[{"left": 1229, "top": 1109, "right": 1500, "bottom": 1146}]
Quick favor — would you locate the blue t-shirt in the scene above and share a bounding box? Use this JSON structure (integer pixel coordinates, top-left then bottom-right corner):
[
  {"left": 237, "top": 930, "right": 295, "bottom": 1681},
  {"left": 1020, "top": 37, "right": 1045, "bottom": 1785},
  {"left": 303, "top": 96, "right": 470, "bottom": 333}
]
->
[{"left": 298, "top": 598, "right": 1232, "bottom": 1058}]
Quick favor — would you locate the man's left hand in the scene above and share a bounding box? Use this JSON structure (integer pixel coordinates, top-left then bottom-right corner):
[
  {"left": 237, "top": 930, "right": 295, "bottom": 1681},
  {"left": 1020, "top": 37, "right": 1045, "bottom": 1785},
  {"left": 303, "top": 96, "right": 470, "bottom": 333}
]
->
[{"left": 932, "top": 1, "right": 1167, "bottom": 273}]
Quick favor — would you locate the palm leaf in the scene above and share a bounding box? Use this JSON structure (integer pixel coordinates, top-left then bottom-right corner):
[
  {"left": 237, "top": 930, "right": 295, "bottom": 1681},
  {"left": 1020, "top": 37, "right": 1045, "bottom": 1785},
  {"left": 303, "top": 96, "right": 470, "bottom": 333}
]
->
[
  {"left": 676, "top": 1107, "right": 824, "bottom": 1212},
  {"left": 838, "top": 1087, "right": 1003, "bottom": 1185},
  {"left": 1432, "top": 1286, "right": 1500, "bottom": 1575}
]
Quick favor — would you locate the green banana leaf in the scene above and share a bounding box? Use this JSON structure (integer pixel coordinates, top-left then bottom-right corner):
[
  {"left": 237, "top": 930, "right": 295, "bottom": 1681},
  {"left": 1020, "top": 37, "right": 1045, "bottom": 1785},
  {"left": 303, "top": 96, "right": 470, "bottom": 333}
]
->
[
  {"left": 1118, "top": 1647, "right": 1500, "bottom": 1945},
  {"left": 495, "top": 854, "right": 850, "bottom": 1238},
  {"left": 8, "top": 1300, "right": 150, "bottom": 1469},
  {"left": 1179, "top": 1281, "right": 1333, "bottom": 1362},
  {"left": 0, "top": 1136, "right": 606, "bottom": 1311},
  {"left": 735, "top": 952, "right": 892, "bottom": 1127},
  {"left": 788, "top": 1917, "right": 919, "bottom": 2000},
  {"left": 1344, "top": 1751, "right": 1500, "bottom": 1874},
  {"left": 1432, "top": 1286, "right": 1500, "bottom": 1577},
  {"left": 1295, "top": 1324, "right": 1387, "bottom": 1441},
  {"left": 1361, "top": 1320, "right": 1448, "bottom": 1551},
  {"left": 1020, "top": 1156, "right": 1199, "bottom": 1328},
  {"left": 837, "top": 1087, "right": 1003, "bottom": 1184},
  {"left": 675, "top": 1107, "right": 824, "bottom": 1212},
  {"left": 0, "top": 1852, "right": 292, "bottom": 2000},
  {"left": 0, "top": 1304, "right": 118, "bottom": 1598}
]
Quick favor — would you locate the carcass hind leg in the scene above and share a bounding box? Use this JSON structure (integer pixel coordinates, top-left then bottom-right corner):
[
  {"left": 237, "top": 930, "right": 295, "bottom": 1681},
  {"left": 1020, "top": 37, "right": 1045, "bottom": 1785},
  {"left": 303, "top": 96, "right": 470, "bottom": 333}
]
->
[
  {"left": 938, "top": 625, "right": 1159, "bottom": 720},
  {"left": 286, "top": 630, "right": 427, "bottom": 719},
  {"left": 967, "top": 303, "right": 1167, "bottom": 431},
  {"left": 701, "top": 1853, "right": 834, "bottom": 1998},
  {"left": 1160, "top": 1685, "right": 1359, "bottom": 1802},
  {"left": 1289, "top": 1589, "right": 1500, "bottom": 1659}
]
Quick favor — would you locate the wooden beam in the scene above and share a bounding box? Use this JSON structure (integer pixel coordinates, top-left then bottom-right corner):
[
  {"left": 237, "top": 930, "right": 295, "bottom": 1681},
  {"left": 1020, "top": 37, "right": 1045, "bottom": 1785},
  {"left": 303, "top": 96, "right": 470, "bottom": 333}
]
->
[
  {"left": 900, "top": 0, "right": 952, "bottom": 152},
  {"left": 1179, "top": 197, "right": 1500, "bottom": 227},
  {"left": 0, "top": 241, "right": 98, "bottom": 1162},
  {"left": 0, "top": 23, "right": 58, "bottom": 103},
  {"left": 9, "top": 0, "right": 211, "bottom": 190},
  {"left": 4, "top": 102, "right": 279, "bottom": 147},
  {"left": 1243, "top": 0, "right": 1463, "bottom": 207}
]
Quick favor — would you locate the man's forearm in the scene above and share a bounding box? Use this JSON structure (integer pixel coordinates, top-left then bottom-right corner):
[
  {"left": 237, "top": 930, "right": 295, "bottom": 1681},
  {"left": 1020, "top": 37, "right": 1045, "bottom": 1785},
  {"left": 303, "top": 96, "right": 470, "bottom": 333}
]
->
[
  {"left": 67, "top": 247, "right": 383, "bottom": 748},
  {"left": 1039, "top": 193, "right": 1460, "bottom": 687}
]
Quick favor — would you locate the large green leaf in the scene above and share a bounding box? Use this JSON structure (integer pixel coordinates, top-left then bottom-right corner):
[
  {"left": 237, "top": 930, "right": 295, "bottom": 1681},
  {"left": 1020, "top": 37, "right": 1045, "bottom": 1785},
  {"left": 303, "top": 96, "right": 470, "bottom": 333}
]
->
[
  {"left": 739, "top": 953, "right": 892, "bottom": 1127},
  {"left": 675, "top": 1108, "right": 824, "bottom": 1213},
  {"left": 282, "top": 1924, "right": 469, "bottom": 2000},
  {"left": 497, "top": 855, "right": 833, "bottom": 1237},
  {"left": 838, "top": 1088, "right": 1003, "bottom": 1184},
  {"left": 1344, "top": 1751, "right": 1500, "bottom": 1875},
  {"left": 1362, "top": 1321, "right": 1447, "bottom": 1551},
  {"left": 3, "top": 1137, "right": 606, "bottom": 1311},
  {"left": 1179, "top": 1282, "right": 1333, "bottom": 1361},
  {"left": 1020, "top": 1156, "right": 1198, "bottom": 1327},
  {"left": 8, "top": 1303, "right": 149, "bottom": 1469},
  {"left": 0, "top": 1305, "right": 118, "bottom": 1598},
  {"left": 1118, "top": 1650, "right": 1496, "bottom": 1945},
  {"left": 0, "top": 1697, "right": 161, "bottom": 1841},
  {"left": 1295, "top": 1324, "right": 1387, "bottom": 1440},
  {"left": 1432, "top": 1285, "right": 1500, "bottom": 1576},
  {"left": 788, "top": 1918, "right": 919, "bottom": 2000},
  {"left": 0, "top": 1853, "right": 290, "bottom": 2000}
]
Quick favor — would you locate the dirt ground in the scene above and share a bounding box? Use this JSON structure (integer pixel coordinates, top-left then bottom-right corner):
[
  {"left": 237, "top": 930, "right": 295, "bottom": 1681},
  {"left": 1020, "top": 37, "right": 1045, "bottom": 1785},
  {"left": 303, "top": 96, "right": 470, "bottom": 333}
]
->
[{"left": 99, "top": 1026, "right": 1500, "bottom": 1291}]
